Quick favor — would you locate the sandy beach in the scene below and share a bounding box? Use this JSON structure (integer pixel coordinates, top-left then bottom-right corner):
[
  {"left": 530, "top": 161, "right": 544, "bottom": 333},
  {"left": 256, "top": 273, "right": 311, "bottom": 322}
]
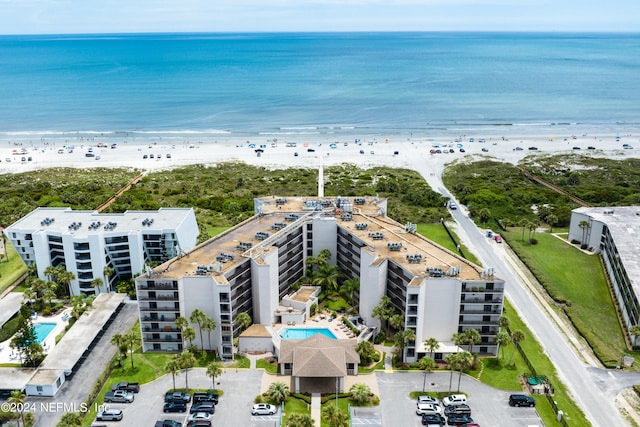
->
[{"left": 1, "top": 132, "right": 638, "bottom": 183}]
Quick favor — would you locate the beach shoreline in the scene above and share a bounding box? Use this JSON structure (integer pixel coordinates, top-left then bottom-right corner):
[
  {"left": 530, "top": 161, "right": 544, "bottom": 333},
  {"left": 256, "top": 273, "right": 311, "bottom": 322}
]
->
[{"left": 1, "top": 130, "right": 638, "bottom": 177}]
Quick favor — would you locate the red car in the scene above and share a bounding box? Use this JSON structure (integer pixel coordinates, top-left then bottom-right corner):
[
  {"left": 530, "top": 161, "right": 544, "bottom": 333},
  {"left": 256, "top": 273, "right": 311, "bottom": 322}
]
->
[{"left": 494, "top": 235, "right": 503, "bottom": 243}]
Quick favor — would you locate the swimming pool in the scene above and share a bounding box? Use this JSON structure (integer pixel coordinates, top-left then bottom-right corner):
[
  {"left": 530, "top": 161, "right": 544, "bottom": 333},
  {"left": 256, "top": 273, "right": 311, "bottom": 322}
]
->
[
  {"left": 34, "top": 322, "right": 57, "bottom": 344},
  {"left": 280, "top": 327, "right": 337, "bottom": 340}
]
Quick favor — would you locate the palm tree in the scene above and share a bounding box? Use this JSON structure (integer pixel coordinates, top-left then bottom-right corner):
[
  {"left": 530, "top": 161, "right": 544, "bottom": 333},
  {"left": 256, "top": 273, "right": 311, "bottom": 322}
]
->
[
  {"left": 206, "top": 361, "right": 223, "bottom": 390},
  {"left": 424, "top": 337, "right": 440, "bottom": 360},
  {"left": 182, "top": 326, "right": 196, "bottom": 349},
  {"left": 389, "top": 314, "right": 405, "bottom": 331},
  {"left": 201, "top": 317, "right": 217, "bottom": 351},
  {"left": 267, "top": 381, "right": 290, "bottom": 405},
  {"left": 349, "top": 383, "right": 371, "bottom": 404},
  {"left": 508, "top": 329, "right": 525, "bottom": 366},
  {"left": 519, "top": 218, "right": 529, "bottom": 242},
  {"left": 498, "top": 316, "right": 510, "bottom": 330},
  {"left": 103, "top": 265, "right": 115, "bottom": 292},
  {"left": 91, "top": 277, "right": 104, "bottom": 295},
  {"left": 338, "top": 278, "right": 359, "bottom": 305},
  {"left": 547, "top": 213, "right": 558, "bottom": 233},
  {"left": 165, "top": 357, "right": 181, "bottom": 391},
  {"left": 44, "top": 265, "right": 57, "bottom": 282},
  {"left": 175, "top": 315, "right": 189, "bottom": 330},
  {"left": 235, "top": 312, "right": 252, "bottom": 333},
  {"left": 372, "top": 295, "right": 395, "bottom": 337},
  {"left": 312, "top": 264, "right": 341, "bottom": 292},
  {"left": 55, "top": 265, "right": 76, "bottom": 297},
  {"left": 110, "top": 333, "right": 127, "bottom": 367},
  {"left": 125, "top": 330, "right": 140, "bottom": 370},
  {"left": 445, "top": 353, "right": 461, "bottom": 396},
  {"left": 495, "top": 330, "right": 511, "bottom": 361},
  {"left": 322, "top": 404, "right": 349, "bottom": 427},
  {"left": 178, "top": 350, "right": 197, "bottom": 391},
  {"left": 630, "top": 325, "right": 640, "bottom": 346},
  {"left": 456, "top": 351, "right": 474, "bottom": 392},
  {"left": 286, "top": 413, "right": 315, "bottom": 427},
  {"left": 451, "top": 332, "right": 465, "bottom": 351},
  {"left": 394, "top": 328, "right": 415, "bottom": 363},
  {"left": 462, "top": 329, "right": 481, "bottom": 354},
  {"left": 190, "top": 308, "right": 207, "bottom": 349},
  {"left": 419, "top": 357, "right": 436, "bottom": 392},
  {"left": 8, "top": 390, "right": 26, "bottom": 426},
  {"left": 43, "top": 282, "right": 57, "bottom": 308}
]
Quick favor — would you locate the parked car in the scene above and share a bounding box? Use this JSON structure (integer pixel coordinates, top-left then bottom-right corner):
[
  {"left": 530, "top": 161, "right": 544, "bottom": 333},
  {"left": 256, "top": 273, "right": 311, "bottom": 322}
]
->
[
  {"left": 481, "top": 147, "right": 489, "bottom": 152},
  {"left": 155, "top": 421, "right": 181, "bottom": 427},
  {"left": 165, "top": 391, "right": 191, "bottom": 403},
  {"left": 444, "top": 403, "right": 471, "bottom": 416},
  {"left": 166, "top": 153, "right": 172, "bottom": 158},
  {"left": 251, "top": 403, "right": 277, "bottom": 415},
  {"left": 493, "top": 235, "right": 503, "bottom": 243},
  {"left": 193, "top": 393, "right": 218, "bottom": 405},
  {"left": 587, "top": 146, "right": 596, "bottom": 150},
  {"left": 416, "top": 403, "right": 442, "bottom": 416},
  {"left": 85, "top": 153, "right": 95, "bottom": 157},
  {"left": 307, "top": 148, "right": 315, "bottom": 152},
  {"left": 103, "top": 390, "right": 134, "bottom": 403},
  {"left": 509, "top": 394, "right": 536, "bottom": 407},
  {"left": 187, "top": 413, "right": 212, "bottom": 422},
  {"left": 111, "top": 381, "right": 140, "bottom": 393},
  {"left": 163, "top": 402, "right": 188, "bottom": 413},
  {"left": 448, "top": 201, "right": 457, "bottom": 210},
  {"left": 528, "top": 146, "right": 538, "bottom": 150},
  {"left": 514, "top": 146, "right": 524, "bottom": 151},
  {"left": 143, "top": 154, "right": 148, "bottom": 159},
  {"left": 442, "top": 394, "right": 467, "bottom": 407},
  {"left": 421, "top": 413, "right": 446, "bottom": 425},
  {"left": 190, "top": 402, "right": 215, "bottom": 414},
  {"left": 446, "top": 414, "right": 473, "bottom": 425},
  {"left": 417, "top": 395, "right": 441, "bottom": 405},
  {"left": 96, "top": 409, "right": 123, "bottom": 421},
  {"left": 185, "top": 421, "right": 211, "bottom": 427}
]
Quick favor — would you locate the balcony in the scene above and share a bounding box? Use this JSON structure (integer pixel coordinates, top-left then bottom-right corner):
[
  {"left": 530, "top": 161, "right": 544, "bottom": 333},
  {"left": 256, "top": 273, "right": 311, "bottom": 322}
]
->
[
  {"left": 138, "top": 294, "right": 178, "bottom": 301},
  {"left": 138, "top": 283, "right": 178, "bottom": 290},
  {"left": 139, "top": 306, "right": 180, "bottom": 312},
  {"left": 143, "top": 336, "right": 182, "bottom": 343},
  {"left": 142, "top": 327, "right": 180, "bottom": 333},
  {"left": 460, "top": 308, "right": 501, "bottom": 315},
  {"left": 459, "top": 319, "right": 499, "bottom": 326},
  {"left": 141, "top": 315, "right": 177, "bottom": 322}
]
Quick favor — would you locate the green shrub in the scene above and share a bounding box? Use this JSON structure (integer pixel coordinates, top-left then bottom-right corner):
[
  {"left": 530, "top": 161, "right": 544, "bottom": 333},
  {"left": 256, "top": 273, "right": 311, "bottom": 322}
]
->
[{"left": 0, "top": 315, "right": 24, "bottom": 342}]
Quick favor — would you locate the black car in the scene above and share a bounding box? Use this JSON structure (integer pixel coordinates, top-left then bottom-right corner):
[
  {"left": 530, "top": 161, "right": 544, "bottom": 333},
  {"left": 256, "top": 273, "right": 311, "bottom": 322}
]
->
[
  {"left": 509, "top": 394, "right": 536, "bottom": 407},
  {"left": 190, "top": 402, "right": 215, "bottom": 415},
  {"left": 192, "top": 392, "right": 219, "bottom": 404},
  {"left": 163, "top": 402, "right": 187, "bottom": 413},
  {"left": 444, "top": 404, "right": 471, "bottom": 416},
  {"left": 421, "top": 413, "right": 445, "bottom": 425},
  {"left": 446, "top": 414, "right": 473, "bottom": 425}
]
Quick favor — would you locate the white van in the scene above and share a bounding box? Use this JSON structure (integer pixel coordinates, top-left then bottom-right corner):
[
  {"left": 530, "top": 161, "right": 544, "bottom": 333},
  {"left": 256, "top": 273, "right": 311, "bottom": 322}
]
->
[
  {"left": 442, "top": 394, "right": 467, "bottom": 406},
  {"left": 448, "top": 201, "right": 457, "bottom": 210}
]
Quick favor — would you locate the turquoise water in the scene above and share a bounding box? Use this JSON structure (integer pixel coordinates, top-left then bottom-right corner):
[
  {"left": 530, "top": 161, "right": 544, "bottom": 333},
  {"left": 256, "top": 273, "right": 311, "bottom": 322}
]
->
[
  {"left": 280, "top": 327, "right": 337, "bottom": 340},
  {"left": 0, "top": 32, "right": 639, "bottom": 138},
  {"left": 34, "top": 322, "right": 56, "bottom": 344}
]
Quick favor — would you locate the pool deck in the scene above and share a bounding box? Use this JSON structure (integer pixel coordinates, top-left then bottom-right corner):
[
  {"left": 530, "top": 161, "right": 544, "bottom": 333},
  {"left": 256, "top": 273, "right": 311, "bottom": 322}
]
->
[{"left": 0, "top": 308, "right": 70, "bottom": 364}]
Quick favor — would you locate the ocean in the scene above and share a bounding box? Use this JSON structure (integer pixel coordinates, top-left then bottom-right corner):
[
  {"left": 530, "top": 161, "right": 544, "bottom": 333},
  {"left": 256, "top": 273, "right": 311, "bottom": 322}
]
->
[{"left": 1, "top": 32, "right": 639, "bottom": 142}]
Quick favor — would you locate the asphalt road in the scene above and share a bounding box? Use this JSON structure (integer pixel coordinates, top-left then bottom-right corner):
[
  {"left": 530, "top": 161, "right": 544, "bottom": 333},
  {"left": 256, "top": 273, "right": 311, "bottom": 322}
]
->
[{"left": 414, "top": 161, "right": 626, "bottom": 427}]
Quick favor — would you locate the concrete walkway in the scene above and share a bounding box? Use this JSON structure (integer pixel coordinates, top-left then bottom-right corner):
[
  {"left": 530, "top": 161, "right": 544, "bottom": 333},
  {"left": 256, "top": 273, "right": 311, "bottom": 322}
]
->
[
  {"left": 311, "top": 393, "right": 321, "bottom": 426},
  {"left": 374, "top": 344, "right": 395, "bottom": 371}
]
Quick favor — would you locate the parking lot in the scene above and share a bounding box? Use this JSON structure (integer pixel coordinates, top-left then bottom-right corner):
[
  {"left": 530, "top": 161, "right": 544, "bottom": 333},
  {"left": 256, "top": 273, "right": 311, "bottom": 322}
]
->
[
  {"left": 375, "top": 371, "right": 544, "bottom": 427},
  {"left": 93, "top": 368, "right": 263, "bottom": 426}
]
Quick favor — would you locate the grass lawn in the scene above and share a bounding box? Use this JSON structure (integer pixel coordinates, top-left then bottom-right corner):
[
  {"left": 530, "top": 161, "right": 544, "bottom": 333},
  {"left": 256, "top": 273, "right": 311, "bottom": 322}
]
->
[
  {"left": 358, "top": 350, "right": 385, "bottom": 374},
  {"left": 417, "top": 223, "right": 481, "bottom": 266},
  {"left": 502, "top": 299, "right": 589, "bottom": 426},
  {"left": 256, "top": 357, "right": 278, "bottom": 374},
  {"left": 282, "top": 396, "right": 311, "bottom": 424},
  {"left": 0, "top": 242, "right": 28, "bottom": 293},
  {"left": 324, "top": 295, "right": 351, "bottom": 312},
  {"left": 320, "top": 398, "right": 351, "bottom": 427},
  {"left": 504, "top": 229, "right": 627, "bottom": 367}
]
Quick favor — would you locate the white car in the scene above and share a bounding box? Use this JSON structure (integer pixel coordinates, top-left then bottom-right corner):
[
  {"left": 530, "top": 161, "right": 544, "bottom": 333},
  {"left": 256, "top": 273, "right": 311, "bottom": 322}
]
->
[
  {"left": 416, "top": 402, "right": 441, "bottom": 415},
  {"left": 96, "top": 409, "right": 123, "bottom": 421},
  {"left": 442, "top": 394, "right": 467, "bottom": 407},
  {"left": 417, "top": 395, "right": 441, "bottom": 405},
  {"left": 188, "top": 412, "right": 213, "bottom": 422},
  {"left": 251, "top": 403, "right": 277, "bottom": 415}
]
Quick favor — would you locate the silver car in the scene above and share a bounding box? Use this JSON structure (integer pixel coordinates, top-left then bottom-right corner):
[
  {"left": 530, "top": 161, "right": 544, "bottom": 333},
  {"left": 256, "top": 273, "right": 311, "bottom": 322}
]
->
[
  {"left": 251, "top": 403, "right": 277, "bottom": 415},
  {"left": 96, "top": 409, "right": 123, "bottom": 421}
]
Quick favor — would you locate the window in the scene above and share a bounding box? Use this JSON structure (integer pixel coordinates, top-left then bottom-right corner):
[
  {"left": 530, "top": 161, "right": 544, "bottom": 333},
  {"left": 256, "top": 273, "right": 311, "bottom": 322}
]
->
[
  {"left": 56, "top": 377, "right": 62, "bottom": 387},
  {"left": 37, "top": 386, "right": 43, "bottom": 392}
]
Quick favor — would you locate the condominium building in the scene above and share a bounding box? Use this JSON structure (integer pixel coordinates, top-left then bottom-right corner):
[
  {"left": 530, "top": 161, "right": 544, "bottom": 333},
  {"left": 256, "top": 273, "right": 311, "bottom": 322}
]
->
[
  {"left": 569, "top": 206, "right": 640, "bottom": 331},
  {"left": 4, "top": 207, "right": 198, "bottom": 295},
  {"left": 137, "top": 196, "right": 504, "bottom": 362}
]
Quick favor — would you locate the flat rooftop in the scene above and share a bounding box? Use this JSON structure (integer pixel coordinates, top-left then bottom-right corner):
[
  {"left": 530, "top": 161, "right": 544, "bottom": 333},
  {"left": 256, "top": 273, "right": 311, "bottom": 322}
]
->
[
  {"left": 148, "top": 196, "right": 488, "bottom": 283},
  {"left": 0, "top": 293, "right": 25, "bottom": 327},
  {"left": 575, "top": 206, "right": 640, "bottom": 295},
  {"left": 6, "top": 207, "right": 194, "bottom": 238},
  {"left": 0, "top": 368, "right": 37, "bottom": 391},
  {"left": 39, "top": 293, "right": 125, "bottom": 371}
]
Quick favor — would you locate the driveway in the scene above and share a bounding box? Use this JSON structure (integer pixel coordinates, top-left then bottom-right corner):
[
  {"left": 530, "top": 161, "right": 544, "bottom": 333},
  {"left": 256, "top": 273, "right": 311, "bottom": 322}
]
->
[{"left": 376, "top": 371, "right": 543, "bottom": 427}]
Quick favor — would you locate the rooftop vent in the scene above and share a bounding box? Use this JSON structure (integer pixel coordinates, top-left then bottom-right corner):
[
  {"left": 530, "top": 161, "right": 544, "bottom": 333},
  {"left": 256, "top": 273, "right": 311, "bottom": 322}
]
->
[
  {"left": 271, "top": 222, "right": 288, "bottom": 230},
  {"left": 68, "top": 221, "right": 82, "bottom": 231},
  {"left": 104, "top": 221, "right": 117, "bottom": 230},
  {"left": 406, "top": 254, "right": 422, "bottom": 264},
  {"left": 255, "top": 231, "right": 270, "bottom": 240},
  {"left": 275, "top": 198, "right": 288, "bottom": 205},
  {"left": 142, "top": 218, "right": 155, "bottom": 226},
  {"left": 368, "top": 231, "right": 384, "bottom": 240},
  {"left": 285, "top": 213, "right": 299, "bottom": 221},
  {"left": 40, "top": 217, "right": 55, "bottom": 226},
  {"left": 355, "top": 223, "right": 368, "bottom": 230},
  {"left": 340, "top": 213, "right": 353, "bottom": 221},
  {"left": 387, "top": 242, "right": 403, "bottom": 251},
  {"left": 354, "top": 197, "right": 366, "bottom": 205},
  {"left": 427, "top": 267, "right": 444, "bottom": 277}
]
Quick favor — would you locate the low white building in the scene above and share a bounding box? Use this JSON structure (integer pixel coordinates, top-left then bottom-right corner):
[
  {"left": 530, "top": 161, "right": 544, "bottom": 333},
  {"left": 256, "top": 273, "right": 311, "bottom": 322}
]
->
[{"left": 4, "top": 207, "right": 198, "bottom": 295}]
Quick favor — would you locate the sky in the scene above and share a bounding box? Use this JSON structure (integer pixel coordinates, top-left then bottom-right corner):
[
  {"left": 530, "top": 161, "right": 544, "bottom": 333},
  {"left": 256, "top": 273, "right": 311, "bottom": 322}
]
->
[{"left": 1, "top": 0, "right": 639, "bottom": 35}]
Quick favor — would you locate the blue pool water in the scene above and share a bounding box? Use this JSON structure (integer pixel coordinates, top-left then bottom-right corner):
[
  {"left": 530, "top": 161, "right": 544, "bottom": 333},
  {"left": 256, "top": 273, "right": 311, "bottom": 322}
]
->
[
  {"left": 280, "top": 328, "right": 337, "bottom": 340},
  {"left": 34, "top": 322, "right": 57, "bottom": 344}
]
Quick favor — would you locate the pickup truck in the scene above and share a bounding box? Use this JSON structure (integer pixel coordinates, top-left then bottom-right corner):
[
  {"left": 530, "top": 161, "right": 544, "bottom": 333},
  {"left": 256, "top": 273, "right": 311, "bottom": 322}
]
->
[
  {"left": 155, "top": 421, "right": 182, "bottom": 427},
  {"left": 103, "top": 390, "right": 135, "bottom": 403},
  {"left": 111, "top": 381, "right": 140, "bottom": 393}
]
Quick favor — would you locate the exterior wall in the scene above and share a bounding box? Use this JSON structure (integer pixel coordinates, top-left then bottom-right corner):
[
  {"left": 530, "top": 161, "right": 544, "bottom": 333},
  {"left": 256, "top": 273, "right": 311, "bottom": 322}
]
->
[
  {"left": 181, "top": 276, "right": 220, "bottom": 351},
  {"left": 312, "top": 216, "right": 337, "bottom": 264},
  {"left": 568, "top": 211, "right": 604, "bottom": 251},
  {"left": 25, "top": 372, "right": 65, "bottom": 397},
  {"left": 420, "top": 277, "right": 462, "bottom": 343},
  {"left": 251, "top": 249, "right": 281, "bottom": 325},
  {"left": 238, "top": 336, "right": 274, "bottom": 353},
  {"left": 138, "top": 277, "right": 183, "bottom": 352},
  {"left": 358, "top": 250, "right": 388, "bottom": 329}
]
